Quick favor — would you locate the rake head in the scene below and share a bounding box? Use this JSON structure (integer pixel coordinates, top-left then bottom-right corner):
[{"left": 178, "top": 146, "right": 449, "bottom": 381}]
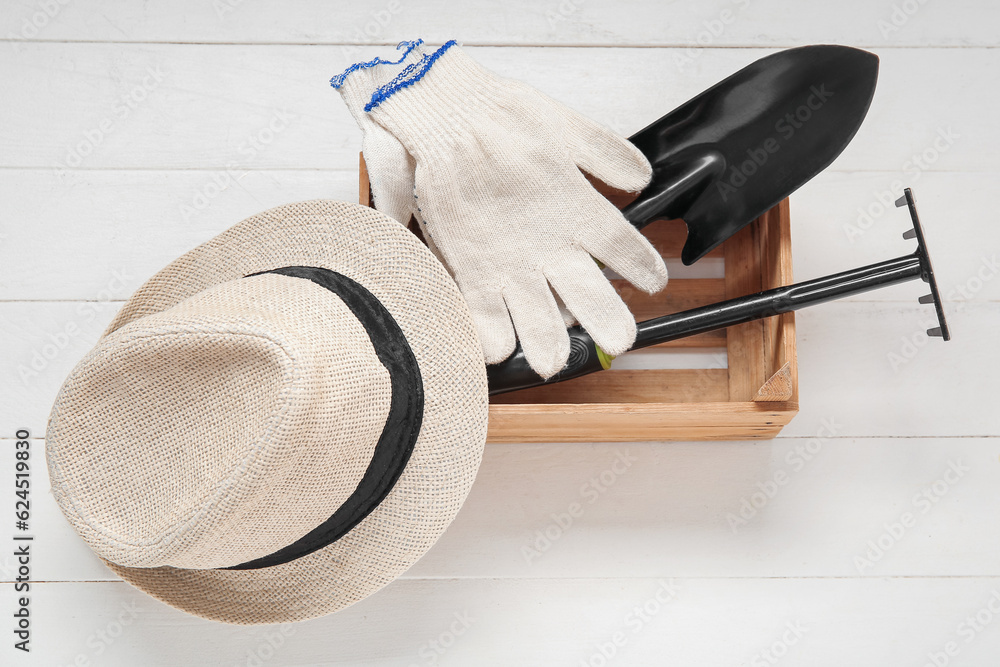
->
[{"left": 896, "top": 188, "right": 951, "bottom": 341}]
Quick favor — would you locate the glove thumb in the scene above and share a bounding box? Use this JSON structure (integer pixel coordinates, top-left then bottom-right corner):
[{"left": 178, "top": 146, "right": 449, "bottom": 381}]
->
[{"left": 361, "top": 121, "right": 418, "bottom": 226}]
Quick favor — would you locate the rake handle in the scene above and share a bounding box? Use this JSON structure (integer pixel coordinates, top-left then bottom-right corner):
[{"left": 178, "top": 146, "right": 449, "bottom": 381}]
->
[
  {"left": 488, "top": 254, "right": 923, "bottom": 396},
  {"left": 633, "top": 253, "right": 922, "bottom": 348}
]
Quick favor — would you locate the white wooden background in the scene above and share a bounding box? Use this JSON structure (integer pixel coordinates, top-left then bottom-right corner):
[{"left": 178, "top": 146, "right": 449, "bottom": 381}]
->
[{"left": 1, "top": 1, "right": 998, "bottom": 665}]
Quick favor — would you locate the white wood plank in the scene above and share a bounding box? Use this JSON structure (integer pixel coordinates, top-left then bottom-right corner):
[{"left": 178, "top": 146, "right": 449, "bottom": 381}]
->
[
  {"left": 3, "top": 577, "right": 1000, "bottom": 666},
  {"left": 785, "top": 300, "right": 996, "bottom": 438},
  {"left": 1, "top": 0, "right": 995, "bottom": 47},
  {"left": 0, "top": 436, "right": 113, "bottom": 583},
  {"left": 0, "top": 44, "right": 992, "bottom": 171},
  {"left": 790, "top": 171, "right": 998, "bottom": 303},
  {"left": 0, "top": 169, "right": 357, "bottom": 300},
  {"left": 7, "top": 436, "right": 1000, "bottom": 583},
  {"left": 419, "top": 438, "right": 1000, "bottom": 580},
  {"left": 2, "top": 169, "right": 992, "bottom": 301},
  {"left": 0, "top": 302, "right": 121, "bottom": 437}
]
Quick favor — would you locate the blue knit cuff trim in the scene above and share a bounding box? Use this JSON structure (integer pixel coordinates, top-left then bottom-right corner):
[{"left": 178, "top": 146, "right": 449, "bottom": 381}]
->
[
  {"left": 329, "top": 39, "right": 424, "bottom": 90},
  {"left": 364, "top": 40, "right": 458, "bottom": 112}
]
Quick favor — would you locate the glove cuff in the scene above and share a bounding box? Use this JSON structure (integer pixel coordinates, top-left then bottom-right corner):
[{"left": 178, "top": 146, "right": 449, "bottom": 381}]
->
[
  {"left": 331, "top": 39, "right": 429, "bottom": 114},
  {"left": 331, "top": 39, "right": 467, "bottom": 113}
]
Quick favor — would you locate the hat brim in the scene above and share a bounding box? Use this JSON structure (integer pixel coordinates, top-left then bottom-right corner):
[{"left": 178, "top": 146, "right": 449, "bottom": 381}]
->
[{"left": 101, "top": 200, "right": 488, "bottom": 624}]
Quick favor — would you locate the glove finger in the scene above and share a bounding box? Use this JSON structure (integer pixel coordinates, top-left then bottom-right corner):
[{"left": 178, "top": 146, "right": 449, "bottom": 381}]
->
[
  {"left": 503, "top": 275, "right": 571, "bottom": 379},
  {"left": 554, "top": 292, "right": 578, "bottom": 327},
  {"left": 536, "top": 90, "right": 652, "bottom": 193},
  {"left": 463, "top": 283, "right": 517, "bottom": 365},
  {"left": 577, "top": 195, "right": 668, "bottom": 295},
  {"left": 361, "top": 123, "right": 418, "bottom": 226},
  {"left": 544, "top": 251, "right": 638, "bottom": 358}
]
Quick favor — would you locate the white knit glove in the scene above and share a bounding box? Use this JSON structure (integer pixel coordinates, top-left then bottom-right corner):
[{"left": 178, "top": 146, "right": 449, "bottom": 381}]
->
[
  {"left": 331, "top": 43, "right": 420, "bottom": 231},
  {"left": 332, "top": 41, "right": 668, "bottom": 378}
]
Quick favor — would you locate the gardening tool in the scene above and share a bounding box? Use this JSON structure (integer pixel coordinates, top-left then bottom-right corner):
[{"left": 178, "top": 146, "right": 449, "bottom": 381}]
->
[
  {"left": 623, "top": 44, "right": 880, "bottom": 265},
  {"left": 488, "top": 188, "right": 950, "bottom": 395}
]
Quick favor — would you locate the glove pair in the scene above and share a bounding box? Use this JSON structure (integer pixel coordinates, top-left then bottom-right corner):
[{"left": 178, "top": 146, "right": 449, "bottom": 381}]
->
[{"left": 331, "top": 40, "right": 668, "bottom": 378}]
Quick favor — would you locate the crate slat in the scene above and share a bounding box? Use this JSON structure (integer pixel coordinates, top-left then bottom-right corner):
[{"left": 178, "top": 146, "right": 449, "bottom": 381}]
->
[
  {"left": 642, "top": 219, "right": 725, "bottom": 259},
  {"left": 489, "top": 369, "right": 729, "bottom": 405},
  {"left": 724, "top": 223, "right": 768, "bottom": 401},
  {"left": 613, "top": 277, "right": 726, "bottom": 348},
  {"left": 613, "top": 278, "right": 725, "bottom": 317},
  {"left": 756, "top": 199, "right": 798, "bottom": 403}
]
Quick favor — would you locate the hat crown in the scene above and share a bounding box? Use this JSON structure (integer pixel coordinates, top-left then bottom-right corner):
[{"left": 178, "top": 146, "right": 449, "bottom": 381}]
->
[{"left": 47, "top": 274, "right": 392, "bottom": 569}]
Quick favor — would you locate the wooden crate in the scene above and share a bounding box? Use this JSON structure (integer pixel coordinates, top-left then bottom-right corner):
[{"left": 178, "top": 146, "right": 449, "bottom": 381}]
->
[{"left": 359, "top": 155, "right": 798, "bottom": 442}]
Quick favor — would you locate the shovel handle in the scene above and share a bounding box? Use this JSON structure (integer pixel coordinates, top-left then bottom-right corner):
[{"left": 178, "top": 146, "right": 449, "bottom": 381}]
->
[
  {"left": 486, "top": 329, "right": 609, "bottom": 395},
  {"left": 620, "top": 149, "right": 725, "bottom": 231}
]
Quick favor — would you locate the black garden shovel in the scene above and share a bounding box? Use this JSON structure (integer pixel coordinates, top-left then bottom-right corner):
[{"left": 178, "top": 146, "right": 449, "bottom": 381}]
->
[
  {"left": 622, "top": 44, "right": 881, "bottom": 264},
  {"left": 489, "top": 188, "right": 950, "bottom": 394}
]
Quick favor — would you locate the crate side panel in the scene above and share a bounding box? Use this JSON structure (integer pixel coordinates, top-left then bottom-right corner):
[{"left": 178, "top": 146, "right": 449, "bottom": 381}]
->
[
  {"left": 489, "top": 369, "right": 729, "bottom": 405},
  {"left": 487, "top": 402, "right": 796, "bottom": 442}
]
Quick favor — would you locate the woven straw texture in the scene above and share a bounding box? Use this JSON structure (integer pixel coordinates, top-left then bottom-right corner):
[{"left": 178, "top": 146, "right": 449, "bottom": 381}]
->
[{"left": 45, "top": 200, "right": 488, "bottom": 625}]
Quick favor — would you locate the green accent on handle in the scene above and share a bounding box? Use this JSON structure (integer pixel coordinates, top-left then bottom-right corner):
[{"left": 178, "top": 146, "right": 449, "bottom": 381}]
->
[{"left": 595, "top": 345, "right": 615, "bottom": 370}]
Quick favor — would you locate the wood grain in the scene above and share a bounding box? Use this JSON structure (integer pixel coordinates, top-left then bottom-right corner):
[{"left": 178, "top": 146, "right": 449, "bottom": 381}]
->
[
  {"left": 7, "top": 438, "right": 1000, "bottom": 583},
  {"left": 756, "top": 197, "right": 798, "bottom": 403},
  {"left": 612, "top": 278, "right": 727, "bottom": 348},
  {"left": 641, "top": 219, "right": 725, "bottom": 260},
  {"left": 489, "top": 369, "right": 730, "bottom": 405},
  {"left": 487, "top": 400, "right": 796, "bottom": 442},
  {"left": 0, "top": 45, "right": 992, "bottom": 173},
  {"left": 724, "top": 220, "right": 768, "bottom": 402},
  {"left": 8, "top": 576, "right": 1000, "bottom": 666},
  {"left": 753, "top": 361, "right": 794, "bottom": 402}
]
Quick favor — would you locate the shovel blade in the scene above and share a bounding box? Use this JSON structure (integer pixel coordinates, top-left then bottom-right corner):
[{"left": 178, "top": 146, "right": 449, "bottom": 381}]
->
[{"left": 624, "top": 45, "right": 879, "bottom": 265}]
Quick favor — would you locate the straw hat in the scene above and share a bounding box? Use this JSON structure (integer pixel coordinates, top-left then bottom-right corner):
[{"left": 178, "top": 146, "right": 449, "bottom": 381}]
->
[{"left": 45, "top": 200, "right": 488, "bottom": 625}]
